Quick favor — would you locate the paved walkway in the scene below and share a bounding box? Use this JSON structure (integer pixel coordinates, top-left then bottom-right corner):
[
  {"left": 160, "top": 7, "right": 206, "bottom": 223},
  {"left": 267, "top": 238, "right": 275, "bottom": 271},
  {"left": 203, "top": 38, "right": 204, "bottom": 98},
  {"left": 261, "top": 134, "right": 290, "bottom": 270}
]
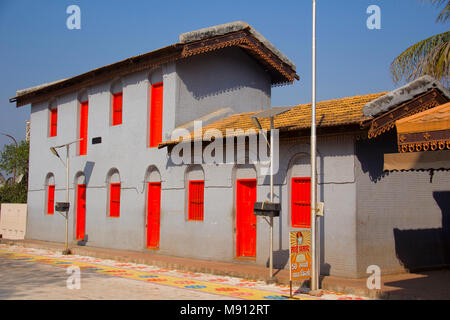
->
[
  {"left": 0, "top": 244, "right": 367, "bottom": 300},
  {"left": 0, "top": 254, "right": 234, "bottom": 300},
  {"left": 1, "top": 239, "right": 449, "bottom": 299}
]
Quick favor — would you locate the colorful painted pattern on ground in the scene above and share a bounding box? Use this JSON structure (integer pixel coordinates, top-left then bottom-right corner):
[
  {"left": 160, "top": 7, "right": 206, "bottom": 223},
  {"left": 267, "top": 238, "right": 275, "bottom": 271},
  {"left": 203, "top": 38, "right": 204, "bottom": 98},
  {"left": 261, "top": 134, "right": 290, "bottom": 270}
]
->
[{"left": 0, "top": 244, "right": 366, "bottom": 300}]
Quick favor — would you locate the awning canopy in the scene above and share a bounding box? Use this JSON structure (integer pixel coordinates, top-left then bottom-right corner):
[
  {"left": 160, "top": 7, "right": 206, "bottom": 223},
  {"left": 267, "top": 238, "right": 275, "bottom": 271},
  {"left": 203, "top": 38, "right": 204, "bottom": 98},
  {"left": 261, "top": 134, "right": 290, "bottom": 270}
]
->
[
  {"left": 395, "top": 102, "right": 450, "bottom": 153},
  {"left": 384, "top": 150, "right": 450, "bottom": 171}
]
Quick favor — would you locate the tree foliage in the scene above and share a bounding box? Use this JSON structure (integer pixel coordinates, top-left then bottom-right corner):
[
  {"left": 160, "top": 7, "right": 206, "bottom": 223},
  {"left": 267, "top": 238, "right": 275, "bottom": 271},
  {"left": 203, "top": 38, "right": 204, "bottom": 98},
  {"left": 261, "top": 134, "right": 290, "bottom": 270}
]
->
[
  {"left": 391, "top": 0, "right": 450, "bottom": 86},
  {"left": 428, "top": 0, "right": 450, "bottom": 23},
  {"left": 0, "top": 140, "right": 29, "bottom": 204},
  {"left": 0, "top": 181, "right": 27, "bottom": 204}
]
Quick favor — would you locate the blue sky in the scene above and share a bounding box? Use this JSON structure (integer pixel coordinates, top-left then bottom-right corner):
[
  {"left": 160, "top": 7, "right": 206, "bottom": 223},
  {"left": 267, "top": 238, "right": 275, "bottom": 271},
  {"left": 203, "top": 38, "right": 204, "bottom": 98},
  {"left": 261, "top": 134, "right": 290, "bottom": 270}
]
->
[{"left": 0, "top": 0, "right": 448, "bottom": 171}]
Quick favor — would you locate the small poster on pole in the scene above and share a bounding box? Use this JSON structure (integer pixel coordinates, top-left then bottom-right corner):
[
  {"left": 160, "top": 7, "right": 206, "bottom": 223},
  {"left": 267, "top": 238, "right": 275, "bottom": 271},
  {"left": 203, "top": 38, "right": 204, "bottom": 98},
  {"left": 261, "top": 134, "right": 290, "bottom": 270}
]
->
[{"left": 289, "top": 231, "right": 311, "bottom": 281}]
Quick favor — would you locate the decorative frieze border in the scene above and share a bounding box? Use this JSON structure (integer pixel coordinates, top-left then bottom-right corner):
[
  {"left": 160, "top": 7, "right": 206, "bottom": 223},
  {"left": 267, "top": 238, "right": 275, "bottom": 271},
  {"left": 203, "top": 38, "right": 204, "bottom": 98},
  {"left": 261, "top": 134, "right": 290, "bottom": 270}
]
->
[{"left": 367, "top": 89, "right": 448, "bottom": 139}]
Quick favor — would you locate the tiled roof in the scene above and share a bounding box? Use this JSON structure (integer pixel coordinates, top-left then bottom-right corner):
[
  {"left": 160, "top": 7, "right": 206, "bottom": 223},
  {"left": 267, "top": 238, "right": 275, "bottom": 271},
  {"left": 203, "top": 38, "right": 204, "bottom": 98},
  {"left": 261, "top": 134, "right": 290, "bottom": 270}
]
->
[{"left": 160, "top": 92, "right": 388, "bottom": 146}]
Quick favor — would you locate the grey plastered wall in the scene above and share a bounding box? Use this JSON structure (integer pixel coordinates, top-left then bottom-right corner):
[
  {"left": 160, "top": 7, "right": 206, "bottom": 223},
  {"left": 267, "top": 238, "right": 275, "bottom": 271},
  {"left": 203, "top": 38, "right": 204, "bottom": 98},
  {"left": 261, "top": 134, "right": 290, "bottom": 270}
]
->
[
  {"left": 25, "top": 47, "right": 272, "bottom": 256},
  {"left": 25, "top": 41, "right": 362, "bottom": 276},
  {"left": 174, "top": 47, "right": 271, "bottom": 127},
  {"left": 157, "top": 133, "right": 359, "bottom": 276},
  {"left": 27, "top": 85, "right": 361, "bottom": 278},
  {"left": 262, "top": 135, "right": 359, "bottom": 278},
  {"left": 354, "top": 131, "right": 450, "bottom": 277}
]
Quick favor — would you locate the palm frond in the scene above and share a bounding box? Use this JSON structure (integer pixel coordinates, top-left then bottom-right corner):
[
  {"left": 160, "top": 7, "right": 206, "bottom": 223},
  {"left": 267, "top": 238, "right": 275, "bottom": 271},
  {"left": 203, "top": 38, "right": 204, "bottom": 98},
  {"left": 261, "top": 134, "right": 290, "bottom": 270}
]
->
[
  {"left": 423, "top": 0, "right": 450, "bottom": 22},
  {"left": 436, "top": 1, "right": 450, "bottom": 22},
  {"left": 391, "top": 31, "right": 450, "bottom": 85}
]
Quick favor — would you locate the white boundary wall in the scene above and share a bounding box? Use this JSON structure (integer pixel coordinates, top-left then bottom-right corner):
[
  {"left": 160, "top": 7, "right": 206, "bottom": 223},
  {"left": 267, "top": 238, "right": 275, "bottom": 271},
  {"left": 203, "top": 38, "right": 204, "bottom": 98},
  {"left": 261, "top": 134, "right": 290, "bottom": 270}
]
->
[{"left": 0, "top": 203, "right": 27, "bottom": 240}]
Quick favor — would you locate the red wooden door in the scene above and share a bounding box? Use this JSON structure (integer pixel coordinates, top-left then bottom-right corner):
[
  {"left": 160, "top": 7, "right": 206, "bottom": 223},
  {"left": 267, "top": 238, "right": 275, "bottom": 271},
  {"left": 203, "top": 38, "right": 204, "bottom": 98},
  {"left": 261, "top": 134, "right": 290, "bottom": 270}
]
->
[
  {"left": 236, "top": 179, "right": 257, "bottom": 257},
  {"left": 149, "top": 82, "right": 163, "bottom": 148},
  {"left": 291, "top": 177, "right": 311, "bottom": 228},
  {"left": 76, "top": 184, "right": 86, "bottom": 240},
  {"left": 147, "top": 182, "right": 161, "bottom": 249},
  {"left": 79, "top": 101, "right": 89, "bottom": 155}
]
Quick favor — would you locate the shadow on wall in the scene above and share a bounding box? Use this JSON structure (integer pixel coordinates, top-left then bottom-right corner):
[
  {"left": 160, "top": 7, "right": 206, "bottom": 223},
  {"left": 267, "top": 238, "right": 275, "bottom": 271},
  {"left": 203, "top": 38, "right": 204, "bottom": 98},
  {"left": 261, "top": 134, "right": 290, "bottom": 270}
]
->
[
  {"left": 269, "top": 249, "right": 289, "bottom": 272},
  {"left": 83, "top": 161, "right": 95, "bottom": 186},
  {"left": 355, "top": 130, "right": 398, "bottom": 182},
  {"left": 393, "top": 191, "right": 450, "bottom": 271},
  {"left": 77, "top": 234, "right": 88, "bottom": 246},
  {"left": 177, "top": 47, "right": 270, "bottom": 100}
]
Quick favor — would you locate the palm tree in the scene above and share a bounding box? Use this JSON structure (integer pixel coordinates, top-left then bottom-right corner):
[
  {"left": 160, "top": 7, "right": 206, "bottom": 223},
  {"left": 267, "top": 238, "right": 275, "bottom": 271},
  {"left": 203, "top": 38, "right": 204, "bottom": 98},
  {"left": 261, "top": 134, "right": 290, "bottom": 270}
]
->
[{"left": 390, "top": 0, "right": 449, "bottom": 86}]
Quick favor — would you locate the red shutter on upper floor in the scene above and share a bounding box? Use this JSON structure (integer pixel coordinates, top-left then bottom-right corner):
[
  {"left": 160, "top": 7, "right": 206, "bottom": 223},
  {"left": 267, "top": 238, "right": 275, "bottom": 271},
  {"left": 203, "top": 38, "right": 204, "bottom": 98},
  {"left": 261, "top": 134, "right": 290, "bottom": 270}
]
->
[
  {"left": 188, "top": 180, "right": 204, "bottom": 221},
  {"left": 47, "top": 185, "right": 55, "bottom": 214},
  {"left": 149, "top": 82, "right": 163, "bottom": 148},
  {"left": 50, "top": 108, "right": 58, "bottom": 137},
  {"left": 110, "top": 183, "right": 121, "bottom": 217},
  {"left": 79, "top": 101, "right": 89, "bottom": 155},
  {"left": 112, "top": 92, "right": 123, "bottom": 126},
  {"left": 291, "top": 177, "right": 311, "bottom": 228}
]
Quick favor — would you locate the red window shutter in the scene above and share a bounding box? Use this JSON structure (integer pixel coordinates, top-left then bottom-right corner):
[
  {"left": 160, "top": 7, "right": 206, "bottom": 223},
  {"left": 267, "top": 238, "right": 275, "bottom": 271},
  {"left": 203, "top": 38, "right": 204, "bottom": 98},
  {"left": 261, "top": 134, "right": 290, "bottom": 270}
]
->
[
  {"left": 112, "top": 92, "right": 123, "bottom": 126},
  {"left": 291, "top": 178, "right": 311, "bottom": 228},
  {"left": 79, "top": 101, "right": 89, "bottom": 155},
  {"left": 188, "top": 181, "right": 204, "bottom": 221},
  {"left": 110, "top": 183, "right": 121, "bottom": 217},
  {"left": 149, "top": 82, "right": 163, "bottom": 148},
  {"left": 50, "top": 108, "right": 58, "bottom": 137},
  {"left": 47, "top": 185, "right": 55, "bottom": 214}
]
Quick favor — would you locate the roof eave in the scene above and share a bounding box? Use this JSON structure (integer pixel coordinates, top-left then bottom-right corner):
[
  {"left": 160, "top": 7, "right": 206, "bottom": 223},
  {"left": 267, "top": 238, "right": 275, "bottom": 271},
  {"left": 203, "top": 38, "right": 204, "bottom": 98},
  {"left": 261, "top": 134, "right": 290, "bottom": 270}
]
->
[
  {"left": 10, "top": 44, "right": 184, "bottom": 108},
  {"left": 10, "top": 29, "right": 299, "bottom": 108}
]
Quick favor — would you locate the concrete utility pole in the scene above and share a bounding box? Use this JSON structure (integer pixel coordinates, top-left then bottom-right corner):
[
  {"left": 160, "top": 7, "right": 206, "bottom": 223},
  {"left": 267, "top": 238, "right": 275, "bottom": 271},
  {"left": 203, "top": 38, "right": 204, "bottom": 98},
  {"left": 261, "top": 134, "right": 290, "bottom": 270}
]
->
[
  {"left": 269, "top": 117, "right": 274, "bottom": 279},
  {"left": 310, "top": 0, "right": 319, "bottom": 291},
  {"left": 251, "top": 106, "right": 294, "bottom": 280},
  {"left": 50, "top": 138, "right": 82, "bottom": 255}
]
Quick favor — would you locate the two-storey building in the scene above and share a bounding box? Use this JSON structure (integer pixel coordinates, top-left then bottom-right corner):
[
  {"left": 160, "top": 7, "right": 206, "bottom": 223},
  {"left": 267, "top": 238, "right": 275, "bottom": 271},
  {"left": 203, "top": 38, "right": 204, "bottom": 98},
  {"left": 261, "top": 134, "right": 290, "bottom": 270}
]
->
[{"left": 10, "top": 22, "right": 450, "bottom": 279}]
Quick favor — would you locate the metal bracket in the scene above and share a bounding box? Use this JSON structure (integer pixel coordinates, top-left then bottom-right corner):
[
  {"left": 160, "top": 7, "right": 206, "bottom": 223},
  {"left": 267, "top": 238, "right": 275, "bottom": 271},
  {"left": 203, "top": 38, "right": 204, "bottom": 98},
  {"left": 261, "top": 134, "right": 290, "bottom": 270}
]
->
[
  {"left": 262, "top": 216, "right": 273, "bottom": 226},
  {"left": 314, "top": 202, "right": 325, "bottom": 217}
]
